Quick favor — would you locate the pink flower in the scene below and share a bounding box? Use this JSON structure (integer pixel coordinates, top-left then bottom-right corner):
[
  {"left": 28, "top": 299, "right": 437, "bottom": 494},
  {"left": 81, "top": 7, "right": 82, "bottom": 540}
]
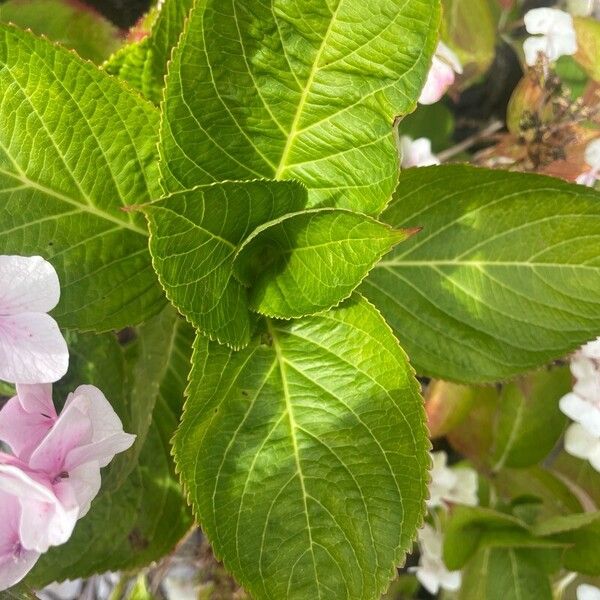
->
[
  {"left": 0, "top": 255, "right": 68, "bottom": 384},
  {"left": 419, "top": 42, "right": 463, "bottom": 105},
  {"left": 0, "top": 385, "right": 135, "bottom": 590}
]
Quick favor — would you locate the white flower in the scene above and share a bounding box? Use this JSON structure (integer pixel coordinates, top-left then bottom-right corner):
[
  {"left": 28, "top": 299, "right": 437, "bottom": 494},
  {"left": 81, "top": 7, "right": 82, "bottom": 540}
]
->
[
  {"left": 577, "top": 139, "right": 600, "bottom": 187},
  {"left": 411, "top": 524, "right": 461, "bottom": 595},
  {"left": 428, "top": 451, "right": 478, "bottom": 509},
  {"left": 419, "top": 42, "right": 462, "bottom": 105},
  {"left": 523, "top": 8, "right": 578, "bottom": 66},
  {"left": 578, "top": 583, "right": 600, "bottom": 600},
  {"left": 400, "top": 137, "right": 440, "bottom": 169},
  {"left": 0, "top": 255, "right": 68, "bottom": 384}
]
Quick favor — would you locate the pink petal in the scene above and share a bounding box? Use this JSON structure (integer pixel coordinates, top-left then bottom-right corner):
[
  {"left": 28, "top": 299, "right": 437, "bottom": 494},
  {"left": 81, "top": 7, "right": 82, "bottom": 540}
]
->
[
  {"left": 16, "top": 383, "right": 56, "bottom": 417},
  {"left": 65, "top": 462, "right": 102, "bottom": 519},
  {"left": 62, "top": 386, "right": 135, "bottom": 470},
  {"left": 29, "top": 401, "right": 92, "bottom": 476},
  {"left": 0, "top": 313, "right": 68, "bottom": 384},
  {"left": 0, "top": 255, "right": 60, "bottom": 314},
  {"left": 0, "top": 463, "right": 78, "bottom": 553},
  {"left": 419, "top": 57, "right": 456, "bottom": 105},
  {"left": 0, "top": 394, "right": 55, "bottom": 462}
]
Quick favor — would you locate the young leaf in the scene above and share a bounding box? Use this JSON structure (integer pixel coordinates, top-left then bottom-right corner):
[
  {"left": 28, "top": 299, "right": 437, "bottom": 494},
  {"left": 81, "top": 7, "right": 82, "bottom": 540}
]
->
[
  {"left": 362, "top": 165, "right": 600, "bottom": 383},
  {"left": 460, "top": 548, "right": 553, "bottom": 600},
  {"left": 234, "top": 208, "right": 413, "bottom": 318},
  {"left": 174, "top": 295, "right": 428, "bottom": 600},
  {"left": 491, "top": 368, "right": 570, "bottom": 470},
  {"left": 104, "top": 0, "right": 195, "bottom": 104},
  {"left": 0, "top": 0, "right": 121, "bottom": 63},
  {"left": 0, "top": 24, "right": 165, "bottom": 331},
  {"left": 26, "top": 312, "right": 194, "bottom": 585},
  {"left": 160, "top": 0, "right": 441, "bottom": 215},
  {"left": 142, "top": 180, "right": 307, "bottom": 348}
]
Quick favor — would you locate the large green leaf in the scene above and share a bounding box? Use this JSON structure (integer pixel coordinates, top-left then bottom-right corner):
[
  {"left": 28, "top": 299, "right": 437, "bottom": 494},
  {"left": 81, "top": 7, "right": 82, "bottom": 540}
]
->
[
  {"left": 0, "top": 0, "right": 121, "bottom": 63},
  {"left": 142, "top": 180, "right": 307, "bottom": 348},
  {"left": 491, "top": 368, "right": 570, "bottom": 470},
  {"left": 234, "top": 208, "right": 413, "bottom": 318},
  {"left": 160, "top": 0, "right": 441, "bottom": 215},
  {"left": 174, "top": 295, "right": 428, "bottom": 600},
  {"left": 26, "top": 311, "right": 194, "bottom": 585},
  {"left": 104, "top": 0, "right": 195, "bottom": 104},
  {"left": 0, "top": 24, "right": 165, "bottom": 331},
  {"left": 362, "top": 165, "right": 600, "bottom": 383}
]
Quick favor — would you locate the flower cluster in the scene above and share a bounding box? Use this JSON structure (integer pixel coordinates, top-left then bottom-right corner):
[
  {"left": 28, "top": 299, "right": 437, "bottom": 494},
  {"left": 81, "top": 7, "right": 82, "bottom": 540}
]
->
[
  {"left": 560, "top": 337, "right": 600, "bottom": 471},
  {"left": 411, "top": 451, "right": 478, "bottom": 595},
  {"left": 0, "top": 256, "right": 134, "bottom": 591}
]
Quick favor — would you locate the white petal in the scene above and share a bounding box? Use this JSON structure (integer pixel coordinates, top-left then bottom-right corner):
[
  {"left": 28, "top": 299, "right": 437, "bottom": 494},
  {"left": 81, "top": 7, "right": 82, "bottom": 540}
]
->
[
  {"left": 0, "top": 255, "right": 60, "bottom": 314},
  {"left": 578, "top": 583, "right": 600, "bottom": 600},
  {"left": 415, "top": 566, "right": 441, "bottom": 595},
  {"left": 584, "top": 140, "right": 600, "bottom": 170},
  {"left": 0, "top": 313, "right": 68, "bottom": 384},
  {"left": 440, "top": 568, "right": 462, "bottom": 591},
  {"left": 524, "top": 8, "right": 574, "bottom": 35},
  {"left": 545, "top": 33, "right": 578, "bottom": 62},
  {"left": 564, "top": 423, "right": 600, "bottom": 459},
  {"left": 418, "top": 523, "right": 443, "bottom": 558},
  {"left": 449, "top": 468, "right": 478, "bottom": 506},
  {"left": 401, "top": 137, "right": 440, "bottom": 168},
  {"left": 436, "top": 41, "right": 463, "bottom": 74},
  {"left": 559, "top": 393, "right": 600, "bottom": 436},
  {"left": 65, "top": 462, "right": 102, "bottom": 519},
  {"left": 419, "top": 57, "right": 456, "bottom": 104},
  {"left": 523, "top": 36, "right": 550, "bottom": 66}
]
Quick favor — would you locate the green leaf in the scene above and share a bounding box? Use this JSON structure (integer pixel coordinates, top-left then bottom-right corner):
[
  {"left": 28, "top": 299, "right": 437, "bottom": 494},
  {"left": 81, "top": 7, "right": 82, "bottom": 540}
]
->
[
  {"left": 0, "top": 0, "right": 121, "bottom": 63},
  {"left": 559, "top": 520, "right": 600, "bottom": 575},
  {"left": 0, "top": 24, "right": 165, "bottom": 331},
  {"left": 491, "top": 368, "right": 570, "bottom": 470},
  {"left": 160, "top": 0, "right": 441, "bottom": 215},
  {"left": 494, "top": 467, "right": 585, "bottom": 520},
  {"left": 443, "top": 506, "right": 532, "bottom": 570},
  {"left": 362, "top": 165, "right": 600, "bottom": 383},
  {"left": 174, "top": 295, "right": 428, "bottom": 600},
  {"left": 26, "top": 311, "right": 194, "bottom": 585},
  {"left": 142, "top": 179, "right": 307, "bottom": 348},
  {"left": 533, "top": 512, "right": 600, "bottom": 537},
  {"left": 234, "top": 208, "right": 413, "bottom": 318},
  {"left": 104, "top": 0, "right": 195, "bottom": 104},
  {"left": 460, "top": 548, "right": 553, "bottom": 600}
]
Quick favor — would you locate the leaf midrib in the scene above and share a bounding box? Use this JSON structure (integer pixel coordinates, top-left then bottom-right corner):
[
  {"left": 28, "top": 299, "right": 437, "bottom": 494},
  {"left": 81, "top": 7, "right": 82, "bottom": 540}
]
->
[
  {"left": 274, "top": 0, "right": 343, "bottom": 179},
  {"left": 267, "top": 319, "right": 322, "bottom": 599}
]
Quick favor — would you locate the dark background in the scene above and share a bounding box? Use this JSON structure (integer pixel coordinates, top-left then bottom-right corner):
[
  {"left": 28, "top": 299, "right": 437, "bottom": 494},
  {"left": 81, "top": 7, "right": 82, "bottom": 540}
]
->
[{"left": 82, "top": 0, "right": 152, "bottom": 28}]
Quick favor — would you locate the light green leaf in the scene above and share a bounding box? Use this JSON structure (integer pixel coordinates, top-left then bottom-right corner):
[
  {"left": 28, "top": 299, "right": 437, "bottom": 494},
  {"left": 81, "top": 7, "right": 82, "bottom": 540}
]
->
[
  {"left": 0, "top": 0, "right": 121, "bottom": 63},
  {"left": 362, "top": 165, "right": 600, "bottom": 383},
  {"left": 160, "top": 0, "right": 441, "bottom": 215},
  {"left": 460, "top": 548, "right": 553, "bottom": 600},
  {"left": 491, "top": 368, "right": 570, "bottom": 470},
  {"left": 234, "top": 208, "right": 413, "bottom": 318},
  {"left": 142, "top": 179, "right": 307, "bottom": 348},
  {"left": 26, "top": 312, "right": 194, "bottom": 585},
  {"left": 104, "top": 0, "right": 195, "bottom": 104},
  {"left": 0, "top": 24, "right": 165, "bottom": 331},
  {"left": 174, "top": 295, "right": 428, "bottom": 600},
  {"left": 533, "top": 512, "right": 600, "bottom": 537}
]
